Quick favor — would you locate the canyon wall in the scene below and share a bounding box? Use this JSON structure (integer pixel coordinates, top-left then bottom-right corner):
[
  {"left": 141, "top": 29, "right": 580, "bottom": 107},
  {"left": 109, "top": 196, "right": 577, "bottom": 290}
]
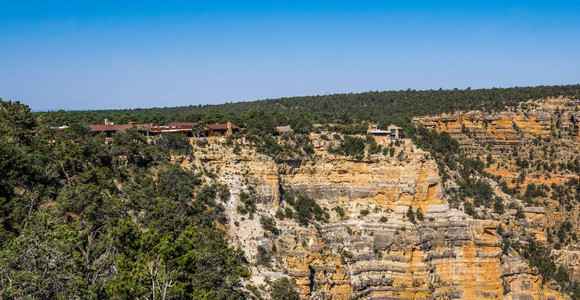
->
[{"left": 190, "top": 135, "right": 567, "bottom": 299}]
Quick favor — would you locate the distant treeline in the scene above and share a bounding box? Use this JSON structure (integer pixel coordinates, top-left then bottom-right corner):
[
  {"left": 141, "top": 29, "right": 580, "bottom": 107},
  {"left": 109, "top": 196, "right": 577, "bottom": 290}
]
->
[{"left": 38, "top": 84, "right": 580, "bottom": 131}]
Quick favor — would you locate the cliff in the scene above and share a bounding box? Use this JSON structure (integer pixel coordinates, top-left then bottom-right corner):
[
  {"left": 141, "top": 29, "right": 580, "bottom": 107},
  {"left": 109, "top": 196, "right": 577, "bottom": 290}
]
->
[
  {"left": 414, "top": 96, "right": 580, "bottom": 294},
  {"left": 188, "top": 134, "right": 568, "bottom": 299}
]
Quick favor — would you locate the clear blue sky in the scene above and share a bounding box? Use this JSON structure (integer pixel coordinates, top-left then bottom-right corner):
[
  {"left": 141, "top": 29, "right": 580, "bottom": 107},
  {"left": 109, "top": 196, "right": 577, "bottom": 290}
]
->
[{"left": 1, "top": 1, "right": 579, "bottom": 110}]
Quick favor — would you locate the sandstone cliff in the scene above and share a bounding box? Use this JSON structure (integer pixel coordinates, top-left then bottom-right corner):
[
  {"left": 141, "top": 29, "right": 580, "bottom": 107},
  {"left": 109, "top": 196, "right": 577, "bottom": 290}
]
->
[
  {"left": 413, "top": 97, "right": 580, "bottom": 296},
  {"left": 188, "top": 133, "right": 568, "bottom": 299}
]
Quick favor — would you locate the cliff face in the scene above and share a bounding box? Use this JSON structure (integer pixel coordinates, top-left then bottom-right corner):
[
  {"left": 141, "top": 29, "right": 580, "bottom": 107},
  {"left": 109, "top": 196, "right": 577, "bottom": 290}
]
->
[
  {"left": 413, "top": 97, "right": 580, "bottom": 293},
  {"left": 190, "top": 135, "right": 566, "bottom": 299},
  {"left": 412, "top": 97, "right": 580, "bottom": 147}
]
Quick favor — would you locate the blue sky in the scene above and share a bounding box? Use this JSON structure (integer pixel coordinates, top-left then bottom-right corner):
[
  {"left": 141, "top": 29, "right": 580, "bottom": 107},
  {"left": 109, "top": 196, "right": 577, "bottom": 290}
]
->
[{"left": 1, "top": 1, "right": 579, "bottom": 110}]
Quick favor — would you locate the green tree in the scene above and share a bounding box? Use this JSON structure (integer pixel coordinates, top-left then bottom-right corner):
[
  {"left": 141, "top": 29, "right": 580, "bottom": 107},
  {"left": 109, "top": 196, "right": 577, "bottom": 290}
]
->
[
  {"left": 0, "top": 99, "right": 36, "bottom": 140},
  {"left": 271, "top": 277, "right": 299, "bottom": 300},
  {"left": 406, "top": 206, "right": 416, "bottom": 224},
  {"left": 0, "top": 213, "right": 85, "bottom": 298},
  {"left": 108, "top": 225, "right": 248, "bottom": 299}
]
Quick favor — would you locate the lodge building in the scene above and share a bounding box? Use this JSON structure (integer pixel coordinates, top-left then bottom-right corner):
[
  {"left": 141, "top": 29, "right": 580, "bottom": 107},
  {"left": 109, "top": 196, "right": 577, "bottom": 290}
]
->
[{"left": 367, "top": 124, "right": 403, "bottom": 140}]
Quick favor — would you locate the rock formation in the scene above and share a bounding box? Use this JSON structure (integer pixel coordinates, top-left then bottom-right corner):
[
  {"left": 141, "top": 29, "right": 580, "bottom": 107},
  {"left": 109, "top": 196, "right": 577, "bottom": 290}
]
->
[{"left": 190, "top": 133, "right": 569, "bottom": 299}]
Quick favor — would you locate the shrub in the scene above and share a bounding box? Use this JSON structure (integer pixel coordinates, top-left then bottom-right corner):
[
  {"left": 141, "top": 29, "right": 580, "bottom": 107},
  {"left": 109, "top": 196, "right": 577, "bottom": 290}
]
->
[
  {"left": 515, "top": 206, "right": 525, "bottom": 219},
  {"left": 196, "top": 138, "right": 209, "bottom": 147},
  {"left": 256, "top": 246, "right": 272, "bottom": 266},
  {"left": 464, "top": 202, "right": 475, "bottom": 216},
  {"left": 271, "top": 277, "right": 299, "bottom": 300},
  {"left": 416, "top": 208, "right": 424, "bottom": 221},
  {"left": 333, "top": 206, "right": 345, "bottom": 218},
  {"left": 275, "top": 208, "right": 285, "bottom": 220},
  {"left": 331, "top": 136, "right": 365, "bottom": 158},
  {"left": 493, "top": 198, "right": 505, "bottom": 214},
  {"left": 233, "top": 142, "right": 241, "bottom": 154},
  {"left": 292, "top": 194, "right": 327, "bottom": 226},
  {"left": 406, "top": 206, "right": 416, "bottom": 224},
  {"left": 260, "top": 215, "right": 278, "bottom": 235}
]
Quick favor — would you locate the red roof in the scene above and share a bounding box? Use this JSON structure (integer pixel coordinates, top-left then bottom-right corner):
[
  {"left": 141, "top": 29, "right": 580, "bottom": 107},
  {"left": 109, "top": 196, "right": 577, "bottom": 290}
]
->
[
  {"left": 204, "top": 123, "right": 241, "bottom": 130},
  {"left": 90, "top": 123, "right": 149, "bottom": 132},
  {"left": 166, "top": 122, "right": 196, "bottom": 127}
]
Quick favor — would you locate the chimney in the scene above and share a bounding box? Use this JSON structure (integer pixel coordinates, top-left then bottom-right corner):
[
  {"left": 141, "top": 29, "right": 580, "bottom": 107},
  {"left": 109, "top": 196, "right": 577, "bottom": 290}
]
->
[
  {"left": 105, "top": 118, "right": 109, "bottom": 125},
  {"left": 226, "top": 122, "right": 232, "bottom": 136}
]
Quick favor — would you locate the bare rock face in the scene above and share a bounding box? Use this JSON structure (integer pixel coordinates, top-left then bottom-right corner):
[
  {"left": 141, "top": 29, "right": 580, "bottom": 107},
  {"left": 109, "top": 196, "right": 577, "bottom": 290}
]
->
[
  {"left": 412, "top": 97, "right": 580, "bottom": 289},
  {"left": 412, "top": 97, "right": 580, "bottom": 147},
  {"left": 191, "top": 136, "right": 567, "bottom": 299}
]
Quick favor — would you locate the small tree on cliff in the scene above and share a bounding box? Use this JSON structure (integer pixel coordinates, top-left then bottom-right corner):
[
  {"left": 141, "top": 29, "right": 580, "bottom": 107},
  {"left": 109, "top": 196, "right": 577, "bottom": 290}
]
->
[
  {"left": 406, "top": 206, "right": 416, "bottom": 224},
  {"left": 415, "top": 208, "right": 424, "bottom": 221},
  {"left": 271, "top": 277, "right": 299, "bottom": 300}
]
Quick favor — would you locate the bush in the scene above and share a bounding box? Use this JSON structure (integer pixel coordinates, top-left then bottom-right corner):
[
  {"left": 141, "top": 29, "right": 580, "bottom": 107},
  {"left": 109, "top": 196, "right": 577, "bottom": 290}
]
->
[
  {"left": 271, "top": 277, "right": 299, "bottom": 300},
  {"left": 256, "top": 245, "right": 272, "bottom": 266},
  {"left": 406, "top": 206, "right": 416, "bottom": 224},
  {"left": 333, "top": 206, "right": 345, "bottom": 218},
  {"left": 196, "top": 138, "right": 209, "bottom": 147},
  {"left": 292, "top": 194, "right": 327, "bottom": 226},
  {"left": 155, "top": 133, "right": 191, "bottom": 155},
  {"left": 284, "top": 207, "right": 294, "bottom": 219},
  {"left": 275, "top": 208, "right": 285, "bottom": 220},
  {"left": 331, "top": 136, "right": 366, "bottom": 158},
  {"left": 493, "top": 198, "right": 505, "bottom": 214},
  {"left": 260, "top": 215, "right": 278, "bottom": 235},
  {"left": 515, "top": 206, "right": 525, "bottom": 219},
  {"left": 464, "top": 202, "right": 475, "bottom": 216},
  {"left": 416, "top": 208, "right": 424, "bottom": 221},
  {"left": 233, "top": 142, "right": 241, "bottom": 154},
  {"left": 239, "top": 191, "right": 256, "bottom": 216}
]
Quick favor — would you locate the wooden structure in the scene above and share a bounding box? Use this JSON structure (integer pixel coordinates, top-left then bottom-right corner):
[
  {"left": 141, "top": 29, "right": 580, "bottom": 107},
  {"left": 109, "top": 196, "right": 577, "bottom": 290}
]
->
[{"left": 204, "top": 122, "right": 243, "bottom": 137}]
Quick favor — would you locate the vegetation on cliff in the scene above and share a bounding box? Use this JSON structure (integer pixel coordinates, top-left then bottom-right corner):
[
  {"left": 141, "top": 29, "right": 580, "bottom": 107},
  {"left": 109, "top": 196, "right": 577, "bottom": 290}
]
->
[
  {"left": 0, "top": 100, "right": 249, "bottom": 299},
  {"left": 38, "top": 85, "right": 580, "bottom": 134},
  {"left": 2, "top": 84, "right": 580, "bottom": 299}
]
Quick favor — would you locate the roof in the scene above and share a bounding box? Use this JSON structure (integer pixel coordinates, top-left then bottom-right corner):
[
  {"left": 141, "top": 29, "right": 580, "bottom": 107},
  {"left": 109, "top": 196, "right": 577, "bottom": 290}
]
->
[
  {"left": 166, "top": 122, "right": 196, "bottom": 127},
  {"left": 368, "top": 130, "right": 391, "bottom": 134},
  {"left": 148, "top": 125, "right": 192, "bottom": 133},
  {"left": 90, "top": 123, "right": 149, "bottom": 132},
  {"left": 275, "top": 125, "right": 294, "bottom": 133},
  {"left": 204, "top": 123, "right": 241, "bottom": 130}
]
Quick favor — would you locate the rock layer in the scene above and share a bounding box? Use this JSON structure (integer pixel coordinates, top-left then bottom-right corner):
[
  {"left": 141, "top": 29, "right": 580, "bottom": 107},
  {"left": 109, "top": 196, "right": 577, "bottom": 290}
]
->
[{"left": 191, "top": 136, "right": 567, "bottom": 299}]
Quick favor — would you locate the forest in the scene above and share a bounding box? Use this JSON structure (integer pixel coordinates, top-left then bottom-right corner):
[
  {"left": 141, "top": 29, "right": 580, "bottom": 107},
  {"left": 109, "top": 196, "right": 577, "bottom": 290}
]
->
[
  {"left": 41, "top": 85, "right": 580, "bottom": 133},
  {"left": 0, "top": 100, "right": 252, "bottom": 298}
]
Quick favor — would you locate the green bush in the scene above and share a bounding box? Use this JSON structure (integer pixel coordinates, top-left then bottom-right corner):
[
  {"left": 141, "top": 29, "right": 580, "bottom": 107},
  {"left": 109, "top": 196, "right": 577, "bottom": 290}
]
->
[{"left": 271, "top": 277, "right": 299, "bottom": 300}]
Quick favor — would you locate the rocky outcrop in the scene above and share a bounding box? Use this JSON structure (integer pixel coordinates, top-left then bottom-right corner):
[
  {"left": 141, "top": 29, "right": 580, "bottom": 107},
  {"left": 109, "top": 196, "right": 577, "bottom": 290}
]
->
[
  {"left": 413, "top": 97, "right": 580, "bottom": 147},
  {"left": 411, "top": 97, "right": 580, "bottom": 298},
  {"left": 189, "top": 135, "right": 568, "bottom": 299}
]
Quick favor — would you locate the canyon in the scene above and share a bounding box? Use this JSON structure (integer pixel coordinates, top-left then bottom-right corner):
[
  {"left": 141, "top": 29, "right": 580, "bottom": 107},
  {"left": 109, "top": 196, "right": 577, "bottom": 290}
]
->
[{"left": 188, "top": 116, "right": 575, "bottom": 299}]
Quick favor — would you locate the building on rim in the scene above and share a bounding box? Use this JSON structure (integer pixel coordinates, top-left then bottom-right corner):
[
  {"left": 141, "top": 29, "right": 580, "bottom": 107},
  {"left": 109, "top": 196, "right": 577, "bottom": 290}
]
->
[
  {"left": 204, "top": 122, "right": 243, "bottom": 137},
  {"left": 274, "top": 125, "right": 294, "bottom": 135},
  {"left": 90, "top": 122, "right": 150, "bottom": 137},
  {"left": 367, "top": 124, "right": 403, "bottom": 140},
  {"left": 149, "top": 122, "right": 196, "bottom": 136}
]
